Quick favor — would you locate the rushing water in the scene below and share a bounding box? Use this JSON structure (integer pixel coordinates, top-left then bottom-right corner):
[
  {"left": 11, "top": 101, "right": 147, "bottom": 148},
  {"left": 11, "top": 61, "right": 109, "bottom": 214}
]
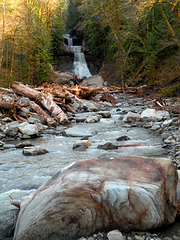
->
[
  {"left": 63, "top": 34, "right": 92, "bottom": 79},
  {"left": 0, "top": 108, "right": 166, "bottom": 214}
]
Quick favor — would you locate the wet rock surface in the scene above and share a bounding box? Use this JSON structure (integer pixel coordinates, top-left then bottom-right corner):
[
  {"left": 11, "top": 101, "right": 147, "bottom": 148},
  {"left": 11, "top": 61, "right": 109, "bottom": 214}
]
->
[{"left": 13, "top": 156, "right": 178, "bottom": 240}]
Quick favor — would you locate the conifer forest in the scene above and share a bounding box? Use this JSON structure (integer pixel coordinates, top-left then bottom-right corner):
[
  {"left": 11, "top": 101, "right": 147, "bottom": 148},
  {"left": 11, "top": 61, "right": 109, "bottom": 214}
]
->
[{"left": 0, "top": 0, "right": 179, "bottom": 96}]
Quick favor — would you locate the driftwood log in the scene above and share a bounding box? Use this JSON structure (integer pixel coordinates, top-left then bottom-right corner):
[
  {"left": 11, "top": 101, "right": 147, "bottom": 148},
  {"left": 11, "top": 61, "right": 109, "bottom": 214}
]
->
[
  {"left": 29, "top": 101, "right": 57, "bottom": 127},
  {"left": 12, "top": 82, "right": 69, "bottom": 125}
]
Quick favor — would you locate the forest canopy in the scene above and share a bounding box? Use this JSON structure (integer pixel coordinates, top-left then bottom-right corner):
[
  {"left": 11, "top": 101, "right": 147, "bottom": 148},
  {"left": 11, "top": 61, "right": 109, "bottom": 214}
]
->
[{"left": 0, "top": 0, "right": 179, "bottom": 96}]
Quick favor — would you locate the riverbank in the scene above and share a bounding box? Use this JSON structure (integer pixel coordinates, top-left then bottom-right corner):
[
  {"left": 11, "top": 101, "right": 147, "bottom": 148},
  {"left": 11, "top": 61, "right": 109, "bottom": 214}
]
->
[{"left": 0, "top": 90, "right": 179, "bottom": 240}]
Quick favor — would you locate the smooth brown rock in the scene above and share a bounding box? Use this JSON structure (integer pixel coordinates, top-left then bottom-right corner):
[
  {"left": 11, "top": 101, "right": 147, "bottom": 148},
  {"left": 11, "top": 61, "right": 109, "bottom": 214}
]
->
[{"left": 14, "top": 156, "right": 178, "bottom": 240}]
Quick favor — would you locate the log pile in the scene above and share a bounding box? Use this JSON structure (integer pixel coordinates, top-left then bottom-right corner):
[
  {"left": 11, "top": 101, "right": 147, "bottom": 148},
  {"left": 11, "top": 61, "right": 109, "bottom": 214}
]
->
[{"left": 0, "top": 82, "right": 147, "bottom": 127}]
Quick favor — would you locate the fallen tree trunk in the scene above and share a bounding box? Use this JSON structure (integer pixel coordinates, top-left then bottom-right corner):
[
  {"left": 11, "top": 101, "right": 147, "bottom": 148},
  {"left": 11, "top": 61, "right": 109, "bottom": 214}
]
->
[
  {"left": 12, "top": 82, "right": 69, "bottom": 125},
  {"left": 29, "top": 101, "right": 57, "bottom": 127}
]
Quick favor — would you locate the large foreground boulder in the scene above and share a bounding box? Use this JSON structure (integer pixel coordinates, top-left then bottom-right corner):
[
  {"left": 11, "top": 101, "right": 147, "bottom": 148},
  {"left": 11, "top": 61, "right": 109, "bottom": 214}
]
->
[{"left": 14, "top": 156, "right": 178, "bottom": 240}]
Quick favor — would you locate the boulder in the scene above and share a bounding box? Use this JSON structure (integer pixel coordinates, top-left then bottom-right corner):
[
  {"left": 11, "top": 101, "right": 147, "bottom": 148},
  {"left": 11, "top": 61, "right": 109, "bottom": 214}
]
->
[
  {"left": 97, "top": 111, "right": 111, "bottom": 118},
  {"left": 17, "top": 122, "right": 40, "bottom": 137},
  {"left": 23, "top": 147, "right": 49, "bottom": 156},
  {"left": 14, "top": 156, "right": 178, "bottom": 240},
  {"left": 65, "top": 125, "right": 96, "bottom": 137},
  {"left": 81, "top": 75, "right": 104, "bottom": 87},
  {"left": 141, "top": 108, "right": 170, "bottom": 119},
  {"left": 107, "top": 230, "right": 123, "bottom": 240},
  {"left": 0, "top": 209, "right": 19, "bottom": 239},
  {"left": 73, "top": 140, "right": 92, "bottom": 151},
  {"left": 123, "top": 112, "right": 141, "bottom": 123},
  {"left": 97, "top": 142, "right": 118, "bottom": 150},
  {"left": 85, "top": 115, "right": 100, "bottom": 123},
  {"left": 50, "top": 70, "right": 75, "bottom": 85}
]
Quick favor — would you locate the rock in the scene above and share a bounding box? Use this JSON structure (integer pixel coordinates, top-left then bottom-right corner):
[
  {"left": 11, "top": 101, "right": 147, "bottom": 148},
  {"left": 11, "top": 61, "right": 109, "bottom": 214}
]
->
[
  {"left": 0, "top": 209, "right": 19, "bottom": 240},
  {"left": 73, "top": 140, "right": 92, "bottom": 150},
  {"left": 23, "top": 147, "right": 49, "bottom": 156},
  {"left": 97, "top": 111, "right": 111, "bottom": 118},
  {"left": 51, "top": 70, "right": 75, "bottom": 85},
  {"left": 162, "top": 119, "right": 173, "bottom": 129},
  {"left": 123, "top": 112, "right": 141, "bottom": 123},
  {"left": 81, "top": 75, "right": 104, "bottom": 87},
  {"left": 1, "top": 117, "right": 12, "bottom": 123},
  {"left": 97, "top": 142, "right": 118, "bottom": 150},
  {"left": 4, "top": 127, "right": 18, "bottom": 137},
  {"left": 162, "top": 133, "right": 171, "bottom": 141},
  {"left": 85, "top": 115, "right": 99, "bottom": 123},
  {"left": 28, "top": 115, "right": 45, "bottom": 124},
  {"left": 13, "top": 156, "right": 178, "bottom": 240},
  {"left": 81, "top": 101, "right": 99, "bottom": 112},
  {"left": 164, "top": 136, "right": 176, "bottom": 144},
  {"left": 3, "top": 144, "right": 16, "bottom": 149},
  {"left": 116, "top": 135, "right": 130, "bottom": 141},
  {"left": 0, "top": 140, "right": 4, "bottom": 147},
  {"left": 141, "top": 108, "right": 169, "bottom": 119},
  {"left": 17, "top": 122, "right": 40, "bottom": 136},
  {"left": 15, "top": 142, "right": 34, "bottom": 148},
  {"left": 65, "top": 125, "right": 96, "bottom": 137},
  {"left": 18, "top": 107, "right": 30, "bottom": 118},
  {"left": 107, "top": 230, "right": 123, "bottom": 240},
  {"left": 151, "top": 124, "right": 161, "bottom": 131},
  {"left": 16, "top": 97, "right": 30, "bottom": 105}
]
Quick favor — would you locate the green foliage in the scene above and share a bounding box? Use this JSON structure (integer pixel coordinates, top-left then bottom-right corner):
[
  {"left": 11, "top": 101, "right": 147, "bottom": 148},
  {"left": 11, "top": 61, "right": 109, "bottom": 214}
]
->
[
  {"left": 83, "top": 22, "right": 108, "bottom": 58},
  {"left": 66, "top": 0, "right": 79, "bottom": 29},
  {"left": 159, "top": 83, "right": 180, "bottom": 97}
]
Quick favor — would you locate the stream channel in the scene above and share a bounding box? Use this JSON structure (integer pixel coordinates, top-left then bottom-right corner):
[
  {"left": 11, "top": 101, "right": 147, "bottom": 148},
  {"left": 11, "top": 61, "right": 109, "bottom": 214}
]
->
[
  {"left": 0, "top": 33, "right": 179, "bottom": 238},
  {"left": 0, "top": 105, "right": 179, "bottom": 237}
]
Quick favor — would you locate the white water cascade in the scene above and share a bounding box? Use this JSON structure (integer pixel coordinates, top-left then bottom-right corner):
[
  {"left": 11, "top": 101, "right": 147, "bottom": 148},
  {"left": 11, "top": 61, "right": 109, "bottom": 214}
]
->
[{"left": 63, "top": 34, "right": 92, "bottom": 79}]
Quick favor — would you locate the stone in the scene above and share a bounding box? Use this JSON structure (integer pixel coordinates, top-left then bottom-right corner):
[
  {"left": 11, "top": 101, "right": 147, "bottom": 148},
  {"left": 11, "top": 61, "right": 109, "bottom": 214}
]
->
[
  {"left": 19, "top": 107, "right": 31, "bottom": 118},
  {"left": 15, "top": 142, "right": 34, "bottom": 148},
  {"left": 17, "top": 122, "right": 40, "bottom": 136},
  {"left": 164, "top": 136, "right": 176, "bottom": 144},
  {"left": 162, "top": 119, "right": 173, "bottom": 129},
  {"left": 85, "top": 115, "right": 99, "bottom": 123},
  {"left": 73, "top": 140, "right": 92, "bottom": 151},
  {"left": 0, "top": 140, "right": 4, "bottom": 147},
  {"left": 28, "top": 115, "right": 44, "bottom": 124},
  {"left": 141, "top": 108, "right": 169, "bottom": 119},
  {"left": 4, "top": 127, "right": 18, "bottom": 137},
  {"left": 116, "top": 135, "right": 130, "bottom": 141},
  {"left": 151, "top": 124, "right": 161, "bottom": 131},
  {"left": 97, "top": 111, "right": 111, "bottom": 118},
  {"left": 80, "top": 101, "right": 99, "bottom": 112},
  {"left": 16, "top": 97, "right": 30, "bottom": 105},
  {"left": 0, "top": 209, "right": 19, "bottom": 239},
  {"left": 81, "top": 75, "right": 104, "bottom": 87},
  {"left": 107, "top": 230, "right": 123, "bottom": 240},
  {"left": 65, "top": 125, "right": 96, "bottom": 137},
  {"left": 162, "top": 133, "right": 171, "bottom": 141},
  {"left": 123, "top": 112, "right": 141, "bottom": 123},
  {"left": 3, "top": 144, "right": 16, "bottom": 149},
  {"left": 13, "top": 156, "right": 178, "bottom": 240},
  {"left": 23, "top": 147, "right": 49, "bottom": 156},
  {"left": 1, "top": 117, "right": 12, "bottom": 122},
  {"left": 97, "top": 142, "right": 118, "bottom": 150}
]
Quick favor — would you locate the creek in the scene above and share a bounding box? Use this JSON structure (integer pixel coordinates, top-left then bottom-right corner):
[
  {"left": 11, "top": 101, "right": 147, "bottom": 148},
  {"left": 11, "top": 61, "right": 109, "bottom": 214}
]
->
[{"left": 0, "top": 102, "right": 180, "bottom": 238}]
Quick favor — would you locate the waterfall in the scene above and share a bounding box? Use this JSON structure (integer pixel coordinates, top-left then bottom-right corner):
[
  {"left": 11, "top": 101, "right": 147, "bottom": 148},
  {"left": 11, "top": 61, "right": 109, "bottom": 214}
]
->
[{"left": 63, "top": 34, "right": 92, "bottom": 79}]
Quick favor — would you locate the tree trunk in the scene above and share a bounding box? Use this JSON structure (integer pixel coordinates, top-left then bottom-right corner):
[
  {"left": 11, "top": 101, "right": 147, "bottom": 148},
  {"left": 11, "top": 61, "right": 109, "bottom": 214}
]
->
[{"left": 12, "top": 82, "right": 69, "bottom": 125}]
